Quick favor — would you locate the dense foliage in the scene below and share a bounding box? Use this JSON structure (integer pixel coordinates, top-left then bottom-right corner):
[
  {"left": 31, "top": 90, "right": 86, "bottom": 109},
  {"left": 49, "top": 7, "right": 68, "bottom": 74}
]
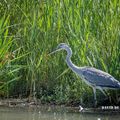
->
[{"left": 0, "top": 0, "right": 120, "bottom": 106}]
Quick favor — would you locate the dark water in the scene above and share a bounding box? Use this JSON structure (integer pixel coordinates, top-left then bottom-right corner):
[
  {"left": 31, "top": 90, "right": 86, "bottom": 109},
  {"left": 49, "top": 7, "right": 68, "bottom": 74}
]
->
[{"left": 0, "top": 106, "right": 119, "bottom": 120}]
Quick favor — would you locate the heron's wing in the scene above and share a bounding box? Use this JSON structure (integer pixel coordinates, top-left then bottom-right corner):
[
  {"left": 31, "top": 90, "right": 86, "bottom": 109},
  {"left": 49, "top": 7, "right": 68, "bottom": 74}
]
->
[{"left": 80, "top": 67, "right": 120, "bottom": 88}]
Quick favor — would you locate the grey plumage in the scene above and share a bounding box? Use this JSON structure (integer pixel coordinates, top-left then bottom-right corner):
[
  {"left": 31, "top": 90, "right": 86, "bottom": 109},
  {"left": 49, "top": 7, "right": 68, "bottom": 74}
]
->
[
  {"left": 79, "top": 67, "right": 120, "bottom": 89},
  {"left": 49, "top": 43, "right": 120, "bottom": 106}
]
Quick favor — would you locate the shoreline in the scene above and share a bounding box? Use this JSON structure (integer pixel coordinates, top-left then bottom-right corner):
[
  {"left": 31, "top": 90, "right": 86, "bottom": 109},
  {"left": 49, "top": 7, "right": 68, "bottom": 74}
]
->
[{"left": 0, "top": 98, "right": 120, "bottom": 114}]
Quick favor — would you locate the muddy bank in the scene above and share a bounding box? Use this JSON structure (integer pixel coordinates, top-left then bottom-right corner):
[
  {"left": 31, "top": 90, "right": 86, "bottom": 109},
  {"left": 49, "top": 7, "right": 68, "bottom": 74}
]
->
[
  {"left": 0, "top": 98, "right": 75, "bottom": 109},
  {"left": 0, "top": 98, "right": 80, "bottom": 113},
  {"left": 0, "top": 98, "right": 120, "bottom": 114},
  {"left": 0, "top": 98, "right": 81, "bottom": 108}
]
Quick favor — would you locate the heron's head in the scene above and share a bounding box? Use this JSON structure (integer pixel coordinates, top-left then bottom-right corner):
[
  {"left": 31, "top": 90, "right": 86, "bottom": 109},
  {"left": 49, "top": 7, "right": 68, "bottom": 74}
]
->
[
  {"left": 49, "top": 43, "right": 69, "bottom": 55},
  {"left": 56, "top": 43, "right": 69, "bottom": 50}
]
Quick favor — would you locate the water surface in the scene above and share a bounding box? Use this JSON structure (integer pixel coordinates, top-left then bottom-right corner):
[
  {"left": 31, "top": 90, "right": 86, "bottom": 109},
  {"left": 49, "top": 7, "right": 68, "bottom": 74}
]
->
[{"left": 0, "top": 106, "right": 119, "bottom": 120}]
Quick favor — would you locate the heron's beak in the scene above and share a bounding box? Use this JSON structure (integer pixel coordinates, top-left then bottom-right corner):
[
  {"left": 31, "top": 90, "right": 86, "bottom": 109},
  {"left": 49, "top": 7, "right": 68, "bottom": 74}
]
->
[{"left": 48, "top": 48, "right": 61, "bottom": 55}]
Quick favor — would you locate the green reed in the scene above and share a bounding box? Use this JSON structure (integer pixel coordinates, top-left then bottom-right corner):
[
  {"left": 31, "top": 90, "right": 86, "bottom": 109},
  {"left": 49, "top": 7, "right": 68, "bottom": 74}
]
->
[{"left": 0, "top": 0, "right": 120, "bottom": 105}]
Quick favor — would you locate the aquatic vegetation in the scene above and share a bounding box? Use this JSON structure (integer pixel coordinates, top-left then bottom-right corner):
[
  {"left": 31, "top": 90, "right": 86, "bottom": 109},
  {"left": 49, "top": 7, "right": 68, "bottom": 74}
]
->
[{"left": 0, "top": 0, "right": 120, "bottom": 106}]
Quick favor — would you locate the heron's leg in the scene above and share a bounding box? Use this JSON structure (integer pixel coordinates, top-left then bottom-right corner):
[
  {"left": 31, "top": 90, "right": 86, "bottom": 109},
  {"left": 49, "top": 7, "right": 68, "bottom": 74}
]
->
[
  {"left": 93, "top": 87, "right": 97, "bottom": 107},
  {"left": 103, "top": 89, "right": 112, "bottom": 104},
  {"left": 98, "top": 87, "right": 107, "bottom": 97},
  {"left": 99, "top": 88, "right": 111, "bottom": 101}
]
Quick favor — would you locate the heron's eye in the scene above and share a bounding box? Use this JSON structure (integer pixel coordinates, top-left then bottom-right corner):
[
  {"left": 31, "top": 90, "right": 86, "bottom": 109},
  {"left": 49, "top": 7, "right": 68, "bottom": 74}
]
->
[{"left": 59, "top": 45, "right": 63, "bottom": 47}]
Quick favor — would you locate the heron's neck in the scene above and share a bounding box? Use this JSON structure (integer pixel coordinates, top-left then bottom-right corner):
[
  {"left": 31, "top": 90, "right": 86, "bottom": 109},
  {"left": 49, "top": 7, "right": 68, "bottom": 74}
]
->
[
  {"left": 65, "top": 47, "right": 79, "bottom": 73},
  {"left": 66, "top": 57, "right": 75, "bottom": 71}
]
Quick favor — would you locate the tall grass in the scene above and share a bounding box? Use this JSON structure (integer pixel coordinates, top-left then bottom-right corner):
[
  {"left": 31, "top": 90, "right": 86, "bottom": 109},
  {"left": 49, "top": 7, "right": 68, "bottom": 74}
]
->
[{"left": 0, "top": 0, "right": 120, "bottom": 105}]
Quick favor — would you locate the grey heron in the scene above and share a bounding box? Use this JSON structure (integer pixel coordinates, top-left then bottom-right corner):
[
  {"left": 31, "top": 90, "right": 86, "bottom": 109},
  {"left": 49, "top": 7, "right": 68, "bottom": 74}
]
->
[{"left": 49, "top": 43, "right": 120, "bottom": 106}]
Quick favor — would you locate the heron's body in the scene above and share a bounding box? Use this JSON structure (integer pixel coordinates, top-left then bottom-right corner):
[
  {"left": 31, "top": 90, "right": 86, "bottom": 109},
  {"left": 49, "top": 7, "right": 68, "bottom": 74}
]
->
[
  {"left": 72, "top": 66, "right": 120, "bottom": 89},
  {"left": 50, "top": 43, "right": 120, "bottom": 106}
]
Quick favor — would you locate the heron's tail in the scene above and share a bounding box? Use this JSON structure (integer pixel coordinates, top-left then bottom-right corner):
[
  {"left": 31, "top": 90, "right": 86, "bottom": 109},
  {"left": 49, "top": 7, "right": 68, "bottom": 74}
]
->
[{"left": 115, "top": 80, "right": 120, "bottom": 89}]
